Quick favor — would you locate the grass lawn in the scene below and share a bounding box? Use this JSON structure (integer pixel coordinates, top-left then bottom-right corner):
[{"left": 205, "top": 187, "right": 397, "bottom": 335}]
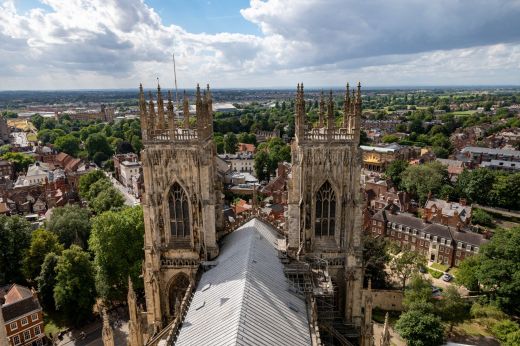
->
[
  {"left": 454, "top": 320, "right": 494, "bottom": 338},
  {"left": 27, "top": 133, "right": 37, "bottom": 142},
  {"left": 428, "top": 268, "right": 443, "bottom": 279},
  {"left": 448, "top": 267, "right": 459, "bottom": 277},
  {"left": 430, "top": 262, "right": 449, "bottom": 272}
]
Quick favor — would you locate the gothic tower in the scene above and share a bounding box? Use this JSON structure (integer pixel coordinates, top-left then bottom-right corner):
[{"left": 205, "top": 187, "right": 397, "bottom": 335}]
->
[
  {"left": 288, "top": 83, "right": 365, "bottom": 326},
  {"left": 138, "top": 83, "right": 220, "bottom": 331}
]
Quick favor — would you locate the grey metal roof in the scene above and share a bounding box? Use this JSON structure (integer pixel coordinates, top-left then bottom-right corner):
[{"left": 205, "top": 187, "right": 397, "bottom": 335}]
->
[{"left": 175, "top": 218, "right": 311, "bottom": 346}]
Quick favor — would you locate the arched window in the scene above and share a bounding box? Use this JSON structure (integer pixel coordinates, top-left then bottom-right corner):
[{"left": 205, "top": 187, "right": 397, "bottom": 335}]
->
[
  {"left": 169, "top": 183, "right": 190, "bottom": 239},
  {"left": 168, "top": 273, "right": 190, "bottom": 319},
  {"left": 315, "top": 181, "right": 336, "bottom": 237}
]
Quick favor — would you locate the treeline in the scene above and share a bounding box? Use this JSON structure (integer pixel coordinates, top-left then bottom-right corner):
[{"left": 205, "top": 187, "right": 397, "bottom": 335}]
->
[
  {"left": 386, "top": 161, "right": 520, "bottom": 211},
  {"left": 0, "top": 170, "right": 143, "bottom": 327},
  {"left": 32, "top": 114, "right": 142, "bottom": 165}
]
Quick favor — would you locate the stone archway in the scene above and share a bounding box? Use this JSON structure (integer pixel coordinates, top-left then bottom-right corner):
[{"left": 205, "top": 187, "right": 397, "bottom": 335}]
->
[{"left": 168, "top": 273, "right": 190, "bottom": 319}]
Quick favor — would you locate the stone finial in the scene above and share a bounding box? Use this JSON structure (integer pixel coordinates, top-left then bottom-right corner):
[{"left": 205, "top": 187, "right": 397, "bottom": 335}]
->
[
  {"left": 327, "top": 90, "right": 334, "bottom": 129},
  {"left": 183, "top": 90, "right": 190, "bottom": 128},
  {"left": 102, "top": 307, "right": 115, "bottom": 346},
  {"left": 319, "top": 90, "right": 325, "bottom": 127},
  {"left": 380, "top": 312, "right": 391, "bottom": 346}
]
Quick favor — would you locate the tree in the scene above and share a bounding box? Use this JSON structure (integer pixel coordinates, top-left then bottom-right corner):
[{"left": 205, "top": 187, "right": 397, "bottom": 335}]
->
[
  {"left": 471, "top": 209, "right": 493, "bottom": 227},
  {"left": 400, "top": 161, "right": 449, "bottom": 204},
  {"left": 1, "top": 152, "right": 35, "bottom": 174},
  {"left": 85, "top": 179, "right": 112, "bottom": 202},
  {"left": 78, "top": 170, "right": 106, "bottom": 198},
  {"left": 22, "top": 229, "right": 63, "bottom": 282},
  {"left": 438, "top": 286, "right": 468, "bottom": 334},
  {"left": 362, "top": 236, "right": 389, "bottom": 288},
  {"left": 223, "top": 132, "right": 238, "bottom": 153},
  {"left": 46, "top": 205, "right": 91, "bottom": 249},
  {"left": 36, "top": 252, "right": 60, "bottom": 311},
  {"left": 85, "top": 133, "right": 112, "bottom": 160},
  {"left": 54, "top": 134, "right": 81, "bottom": 156},
  {"left": 403, "top": 275, "right": 434, "bottom": 312},
  {"left": 89, "top": 207, "right": 144, "bottom": 301},
  {"left": 31, "top": 114, "right": 44, "bottom": 130},
  {"left": 90, "top": 187, "right": 125, "bottom": 214},
  {"left": 116, "top": 141, "right": 134, "bottom": 154},
  {"left": 456, "top": 168, "right": 496, "bottom": 205},
  {"left": 384, "top": 160, "right": 409, "bottom": 187},
  {"left": 0, "top": 215, "right": 33, "bottom": 284},
  {"left": 54, "top": 245, "right": 96, "bottom": 326},
  {"left": 456, "top": 255, "right": 480, "bottom": 291},
  {"left": 254, "top": 150, "right": 270, "bottom": 182},
  {"left": 492, "top": 320, "right": 520, "bottom": 344},
  {"left": 390, "top": 251, "right": 426, "bottom": 290},
  {"left": 214, "top": 135, "right": 225, "bottom": 154},
  {"left": 382, "top": 134, "right": 399, "bottom": 143},
  {"left": 395, "top": 310, "right": 444, "bottom": 346}
]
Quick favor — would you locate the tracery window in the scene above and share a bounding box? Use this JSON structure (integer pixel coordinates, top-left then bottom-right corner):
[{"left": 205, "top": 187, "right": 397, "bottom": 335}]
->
[
  {"left": 169, "top": 183, "right": 190, "bottom": 238},
  {"left": 315, "top": 181, "right": 336, "bottom": 237}
]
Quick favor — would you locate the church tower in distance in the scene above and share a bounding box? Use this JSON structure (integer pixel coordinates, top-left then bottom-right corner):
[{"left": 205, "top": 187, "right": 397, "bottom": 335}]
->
[
  {"left": 138, "top": 83, "right": 220, "bottom": 331},
  {"left": 288, "top": 83, "right": 365, "bottom": 327}
]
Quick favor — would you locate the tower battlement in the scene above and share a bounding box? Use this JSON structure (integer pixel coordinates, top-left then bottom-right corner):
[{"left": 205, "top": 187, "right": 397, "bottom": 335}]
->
[
  {"left": 295, "top": 82, "right": 362, "bottom": 144},
  {"left": 139, "top": 83, "right": 214, "bottom": 144}
]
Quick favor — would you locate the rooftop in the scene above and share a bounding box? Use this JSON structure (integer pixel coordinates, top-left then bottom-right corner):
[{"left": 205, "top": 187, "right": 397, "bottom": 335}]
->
[{"left": 175, "top": 218, "right": 311, "bottom": 346}]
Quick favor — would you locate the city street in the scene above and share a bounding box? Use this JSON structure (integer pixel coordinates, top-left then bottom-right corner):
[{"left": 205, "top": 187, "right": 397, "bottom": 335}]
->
[
  {"left": 104, "top": 172, "right": 139, "bottom": 206},
  {"left": 56, "top": 319, "right": 128, "bottom": 346}
]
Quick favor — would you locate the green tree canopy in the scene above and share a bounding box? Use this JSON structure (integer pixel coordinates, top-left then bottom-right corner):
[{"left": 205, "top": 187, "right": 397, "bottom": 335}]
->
[
  {"left": 36, "top": 252, "right": 60, "bottom": 311},
  {"left": 395, "top": 310, "right": 444, "bottom": 346},
  {"left": 86, "top": 133, "right": 112, "bottom": 161},
  {"left": 1, "top": 152, "right": 35, "bottom": 173},
  {"left": 223, "top": 132, "right": 238, "bottom": 153},
  {"left": 390, "top": 251, "right": 426, "bottom": 290},
  {"left": 46, "top": 205, "right": 91, "bottom": 249},
  {"left": 22, "top": 229, "right": 63, "bottom": 282},
  {"left": 89, "top": 206, "right": 144, "bottom": 301},
  {"left": 0, "top": 215, "right": 33, "bottom": 284},
  {"left": 90, "top": 187, "right": 125, "bottom": 214},
  {"left": 384, "top": 159, "right": 409, "bottom": 188},
  {"left": 78, "top": 169, "right": 107, "bottom": 197},
  {"left": 54, "top": 134, "right": 81, "bottom": 156},
  {"left": 54, "top": 245, "right": 96, "bottom": 326},
  {"left": 362, "top": 235, "right": 389, "bottom": 289},
  {"left": 438, "top": 286, "right": 469, "bottom": 333},
  {"left": 400, "top": 161, "right": 449, "bottom": 204}
]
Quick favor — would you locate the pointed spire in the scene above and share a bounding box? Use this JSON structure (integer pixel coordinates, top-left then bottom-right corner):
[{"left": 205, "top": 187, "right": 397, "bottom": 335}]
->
[
  {"left": 356, "top": 81, "right": 362, "bottom": 103},
  {"left": 327, "top": 89, "right": 334, "bottom": 130},
  {"left": 343, "top": 83, "right": 351, "bottom": 128},
  {"left": 381, "top": 312, "right": 391, "bottom": 346},
  {"left": 183, "top": 90, "right": 190, "bottom": 128},
  {"left": 206, "top": 84, "right": 213, "bottom": 134},
  {"left": 167, "top": 90, "right": 175, "bottom": 132},
  {"left": 127, "top": 277, "right": 143, "bottom": 346},
  {"left": 148, "top": 91, "right": 156, "bottom": 131},
  {"left": 318, "top": 90, "right": 325, "bottom": 127},
  {"left": 138, "top": 84, "right": 148, "bottom": 140},
  {"left": 156, "top": 83, "right": 165, "bottom": 130}
]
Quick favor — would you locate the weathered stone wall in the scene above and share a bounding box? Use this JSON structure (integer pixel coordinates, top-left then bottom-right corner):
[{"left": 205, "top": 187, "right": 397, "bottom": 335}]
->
[{"left": 362, "top": 289, "right": 404, "bottom": 311}]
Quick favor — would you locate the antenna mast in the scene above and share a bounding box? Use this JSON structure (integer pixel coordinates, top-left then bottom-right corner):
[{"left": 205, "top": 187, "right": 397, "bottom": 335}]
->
[{"left": 173, "top": 52, "right": 179, "bottom": 112}]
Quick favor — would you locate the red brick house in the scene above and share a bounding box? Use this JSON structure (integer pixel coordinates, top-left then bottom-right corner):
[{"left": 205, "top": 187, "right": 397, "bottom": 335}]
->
[
  {"left": 369, "top": 207, "right": 487, "bottom": 267},
  {"left": 1, "top": 284, "right": 44, "bottom": 346}
]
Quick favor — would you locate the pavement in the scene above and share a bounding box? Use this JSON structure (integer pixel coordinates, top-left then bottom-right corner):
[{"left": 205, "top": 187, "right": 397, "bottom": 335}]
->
[
  {"left": 55, "top": 319, "right": 128, "bottom": 346},
  {"left": 104, "top": 172, "right": 139, "bottom": 206}
]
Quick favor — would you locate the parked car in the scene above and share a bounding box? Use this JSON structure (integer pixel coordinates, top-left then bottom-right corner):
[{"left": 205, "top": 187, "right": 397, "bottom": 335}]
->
[{"left": 441, "top": 273, "right": 453, "bottom": 282}]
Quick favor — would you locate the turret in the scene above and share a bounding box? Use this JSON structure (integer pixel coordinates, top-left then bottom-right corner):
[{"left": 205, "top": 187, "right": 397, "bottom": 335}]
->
[
  {"left": 327, "top": 90, "right": 334, "bottom": 130},
  {"left": 318, "top": 90, "right": 325, "bottom": 127},
  {"left": 183, "top": 90, "right": 190, "bottom": 128},
  {"left": 156, "top": 84, "right": 165, "bottom": 130},
  {"left": 148, "top": 92, "right": 156, "bottom": 132},
  {"left": 139, "top": 84, "right": 148, "bottom": 140},
  {"left": 167, "top": 90, "right": 175, "bottom": 132},
  {"left": 343, "top": 83, "right": 351, "bottom": 129},
  {"left": 353, "top": 82, "right": 362, "bottom": 143}
]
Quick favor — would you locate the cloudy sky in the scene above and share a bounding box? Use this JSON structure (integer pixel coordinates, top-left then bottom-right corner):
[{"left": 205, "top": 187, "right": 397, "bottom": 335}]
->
[{"left": 1, "top": 0, "right": 520, "bottom": 90}]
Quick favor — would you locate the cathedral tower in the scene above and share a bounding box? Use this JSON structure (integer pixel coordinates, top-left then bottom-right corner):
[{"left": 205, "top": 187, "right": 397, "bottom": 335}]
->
[
  {"left": 288, "top": 83, "right": 365, "bottom": 326},
  {"left": 138, "top": 83, "right": 220, "bottom": 331}
]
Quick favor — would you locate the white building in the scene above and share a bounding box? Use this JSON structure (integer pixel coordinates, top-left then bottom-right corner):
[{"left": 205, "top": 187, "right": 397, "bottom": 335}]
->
[
  {"left": 120, "top": 161, "right": 141, "bottom": 187},
  {"left": 218, "top": 153, "right": 255, "bottom": 173}
]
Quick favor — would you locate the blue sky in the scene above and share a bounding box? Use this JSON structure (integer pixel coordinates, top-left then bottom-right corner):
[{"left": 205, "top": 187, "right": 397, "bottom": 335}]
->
[{"left": 0, "top": 0, "right": 520, "bottom": 90}]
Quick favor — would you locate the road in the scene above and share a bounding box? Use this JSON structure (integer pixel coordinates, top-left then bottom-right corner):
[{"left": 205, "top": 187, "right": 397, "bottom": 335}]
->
[
  {"left": 56, "top": 320, "right": 128, "bottom": 346},
  {"left": 104, "top": 172, "right": 139, "bottom": 206},
  {"left": 473, "top": 203, "right": 520, "bottom": 218}
]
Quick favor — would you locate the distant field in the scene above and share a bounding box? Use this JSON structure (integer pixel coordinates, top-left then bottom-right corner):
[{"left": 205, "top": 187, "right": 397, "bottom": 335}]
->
[{"left": 7, "top": 118, "right": 36, "bottom": 131}]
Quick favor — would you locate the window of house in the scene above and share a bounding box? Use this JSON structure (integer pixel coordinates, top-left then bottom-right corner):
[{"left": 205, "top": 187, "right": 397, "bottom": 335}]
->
[
  {"left": 34, "top": 325, "right": 41, "bottom": 336},
  {"left": 21, "top": 317, "right": 28, "bottom": 326},
  {"left": 467, "top": 245, "right": 472, "bottom": 252},
  {"left": 440, "top": 246, "right": 444, "bottom": 253},
  {"left": 455, "top": 259, "right": 460, "bottom": 266},
  {"left": 405, "top": 234, "right": 409, "bottom": 240},
  {"left": 398, "top": 233, "right": 401, "bottom": 239},
  {"left": 23, "top": 330, "right": 31, "bottom": 341},
  {"left": 391, "top": 231, "right": 395, "bottom": 236},
  {"left": 420, "top": 240, "right": 424, "bottom": 246},
  {"left": 13, "top": 335, "right": 20, "bottom": 345},
  {"left": 378, "top": 222, "right": 382, "bottom": 226},
  {"left": 433, "top": 236, "right": 438, "bottom": 242},
  {"left": 315, "top": 181, "right": 336, "bottom": 237},
  {"left": 10, "top": 322, "right": 17, "bottom": 331},
  {"left": 31, "top": 313, "right": 38, "bottom": 322},
  {"left": 432, "top": 244, "right": 436, "bottom": 249},
  {"left": 372, "top": 220, "right": 376, "bottom": 225},
  {"left": 457, "top": 250, "right": 461, "bottom": 256},
  {"left": 458, "top": 242, "right": 463, "bottom": 249}
]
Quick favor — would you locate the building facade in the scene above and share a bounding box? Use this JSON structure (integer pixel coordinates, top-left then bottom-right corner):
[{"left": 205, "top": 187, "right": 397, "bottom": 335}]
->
[
  {"left": 138, "top": 84, "right": 223, "bottom": 335},
  {"left": 287, "top": 84, "right": 366, "bottom": 330},
  {"left": 1, "top": 285, "right": 44, "bottom": 346}
]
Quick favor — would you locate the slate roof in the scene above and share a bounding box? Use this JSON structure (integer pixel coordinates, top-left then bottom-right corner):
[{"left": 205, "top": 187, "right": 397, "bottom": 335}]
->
[
  {"left": 175, "top": 218, "right": 311, "bottom": 346},
  {"left": 1, "top": 284, "right": 42, "bottom": 323}
]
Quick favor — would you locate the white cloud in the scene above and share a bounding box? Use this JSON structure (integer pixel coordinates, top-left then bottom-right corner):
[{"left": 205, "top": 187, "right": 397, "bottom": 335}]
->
[{"left": 0, "top": 0, "right": 519, "bottom": 89}]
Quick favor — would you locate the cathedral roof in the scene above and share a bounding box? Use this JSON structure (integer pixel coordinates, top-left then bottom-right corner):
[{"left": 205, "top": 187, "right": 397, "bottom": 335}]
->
[{"left": 175, "top": 218, "right": 311, "bottom": 346}]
